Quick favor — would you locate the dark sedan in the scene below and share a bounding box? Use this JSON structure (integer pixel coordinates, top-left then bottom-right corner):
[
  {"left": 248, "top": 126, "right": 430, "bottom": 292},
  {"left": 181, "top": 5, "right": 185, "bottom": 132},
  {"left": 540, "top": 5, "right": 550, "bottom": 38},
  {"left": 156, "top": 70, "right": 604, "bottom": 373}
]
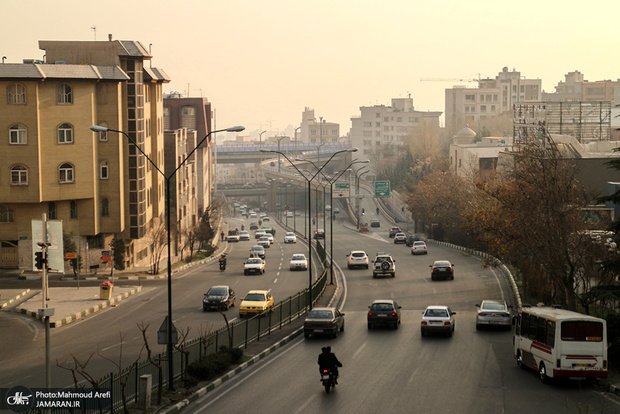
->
[
  {"left": 388, "top": 227, "right": 402, "bottom": 238},
  {"left": 203, "top": 286, "right": 236, "bottom": 311},
  {"left": 303, "top": 307, "right": 345, "bottom": 338},
  {"left": 430, "top": 260, "right": 454, "bottom": 281},
  {"left": 405, "top": 234, "right": 421, "bottom": 246},
  {"left": 367, "top": 299, "right": 402, "bottom": 329}
]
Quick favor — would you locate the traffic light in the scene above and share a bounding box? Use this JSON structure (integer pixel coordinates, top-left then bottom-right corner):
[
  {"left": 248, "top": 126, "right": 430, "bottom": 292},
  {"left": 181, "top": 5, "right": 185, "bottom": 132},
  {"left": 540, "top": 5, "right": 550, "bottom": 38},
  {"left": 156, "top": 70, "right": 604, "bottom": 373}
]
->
[
  {"left": 362, "top": 208, "right": 365, "bottom": 215},
  {"left": 34, "top": 252, "right": 43, "bottom": 269}
]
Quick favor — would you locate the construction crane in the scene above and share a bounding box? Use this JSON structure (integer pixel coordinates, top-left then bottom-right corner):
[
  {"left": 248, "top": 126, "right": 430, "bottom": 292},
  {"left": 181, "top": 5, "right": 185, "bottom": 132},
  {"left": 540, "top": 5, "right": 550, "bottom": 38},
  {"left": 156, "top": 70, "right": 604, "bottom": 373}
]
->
[{"left": 420, "top": 74, "right": 484, "bottom": 83}]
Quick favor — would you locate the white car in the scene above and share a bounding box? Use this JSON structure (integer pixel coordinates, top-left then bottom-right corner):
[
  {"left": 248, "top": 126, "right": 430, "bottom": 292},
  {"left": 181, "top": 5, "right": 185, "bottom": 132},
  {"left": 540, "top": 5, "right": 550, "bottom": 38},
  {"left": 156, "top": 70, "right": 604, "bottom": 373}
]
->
[
  {"left": 243, "top": 257, "right": 266, "bottom": 275},
  {"left": 475, "top": 300, "right": 511, "bottom": 330},
  {"left": 289, "top": 254, "right": 308, "bottom": 271},
  {"left": 263, "top": 216, "right": 270, "bottom": 222},
  {"left": 265, "top": 233, "right": 274, "bottom": 244},
  {"left": 258, "top": 236, "right": 271, "bottom": 248},
  {"left": 239, "top": 231, "right": 251, "bottom": 241},
  {"left": 411, "top": 241, "right": 428, "bottom": 255},
  {"left": 346, "top": 251, "right": 369, "bottom": 269},
  {"left": 284, "top": 232, "right": 297, "bottom": 243},
  {"left": 421, "top": 305, "right": 456, "bottom": 337},
  {"left": 255, "top": 229, "right": 267, "bottom": 239}
]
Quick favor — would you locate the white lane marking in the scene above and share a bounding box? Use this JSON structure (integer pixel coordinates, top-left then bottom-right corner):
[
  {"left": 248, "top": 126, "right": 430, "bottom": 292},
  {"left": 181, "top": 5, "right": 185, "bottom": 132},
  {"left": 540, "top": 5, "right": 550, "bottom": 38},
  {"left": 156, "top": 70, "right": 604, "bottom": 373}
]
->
[
  {"left": 352, "top": 342, "right": 367, "bottom": 360},
  {"left": 274, "top": 279, "right": 278, "bottom": 284},
  {"left": 294, "top": 395, "right": 319, "bottom": 414},
  {"left": 190, "top": 338, "right": 304, "bottom": 413},
  {"left": 408, "top": 365, "right": 423, "bottom": 383}
]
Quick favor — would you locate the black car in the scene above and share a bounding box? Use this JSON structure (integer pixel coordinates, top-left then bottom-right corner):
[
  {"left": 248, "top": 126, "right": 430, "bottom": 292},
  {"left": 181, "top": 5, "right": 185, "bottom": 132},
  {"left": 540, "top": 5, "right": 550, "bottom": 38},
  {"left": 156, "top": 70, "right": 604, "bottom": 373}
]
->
[
  {"left": 314, "top": 229, "right": 325, "bottom": 239},
  {"left": 430, "top": 260, "right": 455, "bottom": 281},
  {"left": 388, "top": 227, "right": 402, "bottom": 238},
  {"left": 405, "top": 234, "right": 421, "bottom": 247},
  {"left": 367, "top": 300, "right": 402, "bottom": 329},
  {"left": 249, "top": 222, "right": 259, "bottom": 230},
  {"left": 303, "top": 307, "right": 345, "bottom": 338},
  {"left": 203, "top": 286, "right": 236, "bottom": 311}
]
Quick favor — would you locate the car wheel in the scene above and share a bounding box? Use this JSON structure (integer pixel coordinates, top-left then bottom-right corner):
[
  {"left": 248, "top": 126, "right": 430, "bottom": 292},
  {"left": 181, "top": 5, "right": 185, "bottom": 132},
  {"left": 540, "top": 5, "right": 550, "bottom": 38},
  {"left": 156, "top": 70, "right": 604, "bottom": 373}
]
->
[
  {"left": 476, "top": 324, "right": 480, "bottom": 330},
  {"left": 203, "top": 307, "right": 207, "bottom": 312},
  {"left": 450, "top": 275, "right": 454, "bottom": 280},
  {"left": 431, "top": 275, "right": 436, "bottom": 281},
  {"left": 304, "top": 332, "right": 310, "bottom": 339},
  {"left": 244, "top": 271, "right": 248, "bottom": 275},
  {"left": 368, "top": 323, "right": 372, "bottom": 330},
  {"left": 347, "top": 265, "right": 351, "bottom": 269},
  {"left": 365, "top": 264, "right": 369, "bottom": 269},
  {"left": 394, "top": 323, "right": 399, "bottom": 330},
  {"left": 516, "top": 350, "right": 524, "bottom": 368},
  {"left": 421, "top": 329, "right": 425, "bottom": 337}
]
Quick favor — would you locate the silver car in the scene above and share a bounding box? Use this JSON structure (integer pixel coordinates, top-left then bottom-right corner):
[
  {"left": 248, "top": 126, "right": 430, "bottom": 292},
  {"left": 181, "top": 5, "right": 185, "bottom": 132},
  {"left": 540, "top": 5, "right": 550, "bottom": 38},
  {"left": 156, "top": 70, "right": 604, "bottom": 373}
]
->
[{"left": 475, "top": 300, "right": 511, "bottom": 330}]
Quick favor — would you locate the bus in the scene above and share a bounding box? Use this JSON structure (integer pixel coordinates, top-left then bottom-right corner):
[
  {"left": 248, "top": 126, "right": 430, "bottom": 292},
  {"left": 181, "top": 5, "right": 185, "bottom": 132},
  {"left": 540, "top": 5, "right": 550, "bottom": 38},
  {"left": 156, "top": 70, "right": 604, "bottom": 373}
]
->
[{"left": 513, "top": 306, "right": 607, "bottom": 383}]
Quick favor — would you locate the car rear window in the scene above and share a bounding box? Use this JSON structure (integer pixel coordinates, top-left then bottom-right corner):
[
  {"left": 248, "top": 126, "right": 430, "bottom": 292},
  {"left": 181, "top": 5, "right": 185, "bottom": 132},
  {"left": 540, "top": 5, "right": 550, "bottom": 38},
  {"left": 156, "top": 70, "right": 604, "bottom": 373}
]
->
[
  {"left": 352, "top": 253, "right": 365, "bottom": 258},
  {"left": 371, "top": 303, "right": 394, "bottom": 311},
  {"left": 482, "top": 302, "right": 506, "bottom": 311},
  {"left": 308, "top": 310, "right": 333, "bottom": 319},
  {"left": 434, "top": 261, "right": 451, "bottom": 267}
]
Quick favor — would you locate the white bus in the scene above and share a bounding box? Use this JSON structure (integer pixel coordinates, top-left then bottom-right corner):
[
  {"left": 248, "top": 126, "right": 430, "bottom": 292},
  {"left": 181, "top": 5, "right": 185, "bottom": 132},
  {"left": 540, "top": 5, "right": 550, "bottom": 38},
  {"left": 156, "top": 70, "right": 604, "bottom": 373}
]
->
[{"left": 513, "top": 306, "right": 607, "bottom": 383}]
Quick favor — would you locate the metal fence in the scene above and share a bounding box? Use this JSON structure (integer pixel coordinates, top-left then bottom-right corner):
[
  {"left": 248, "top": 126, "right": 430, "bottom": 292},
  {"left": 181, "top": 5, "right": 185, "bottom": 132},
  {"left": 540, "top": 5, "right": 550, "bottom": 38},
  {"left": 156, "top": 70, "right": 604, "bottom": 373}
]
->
[{"left": 45, "top": 268, "right": 328, "bottom": 414}]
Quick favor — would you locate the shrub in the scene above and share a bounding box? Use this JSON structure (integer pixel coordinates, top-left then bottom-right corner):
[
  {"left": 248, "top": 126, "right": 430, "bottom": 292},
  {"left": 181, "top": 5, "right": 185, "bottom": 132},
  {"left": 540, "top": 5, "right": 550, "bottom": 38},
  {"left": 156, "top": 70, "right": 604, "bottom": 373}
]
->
[{"left": 187, "top": 348, "right": 244, "bottom": 381}]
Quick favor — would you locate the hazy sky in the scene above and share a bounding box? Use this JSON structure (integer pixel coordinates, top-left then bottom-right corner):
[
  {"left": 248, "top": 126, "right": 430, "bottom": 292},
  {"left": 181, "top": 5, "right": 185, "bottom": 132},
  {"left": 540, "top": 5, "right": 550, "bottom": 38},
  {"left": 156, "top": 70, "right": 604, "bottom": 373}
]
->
[{"left": 3, "top": 0, "right": 619, "bottom": 139}]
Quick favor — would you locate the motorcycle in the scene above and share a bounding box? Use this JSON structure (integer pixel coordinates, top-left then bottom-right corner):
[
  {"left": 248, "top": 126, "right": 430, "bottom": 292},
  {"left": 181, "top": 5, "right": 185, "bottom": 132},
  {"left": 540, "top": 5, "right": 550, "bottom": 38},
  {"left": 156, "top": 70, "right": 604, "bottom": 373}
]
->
[
  {"left": 219, "top": 254, "right": 227, "bottom": 271},
  {"left": 320, "top": 368, "right": 337, "bottom": 393}
]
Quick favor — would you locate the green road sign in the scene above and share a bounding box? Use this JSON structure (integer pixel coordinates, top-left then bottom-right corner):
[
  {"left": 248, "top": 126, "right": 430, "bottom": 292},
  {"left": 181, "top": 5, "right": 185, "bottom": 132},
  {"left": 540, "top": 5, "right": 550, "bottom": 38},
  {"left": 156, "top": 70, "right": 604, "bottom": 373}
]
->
[
  {"left": 374, "top": 180, "right": 390, "bottom": 197},
  {"left": 334, "top": 182, "right": 350, "bottom": 198}
]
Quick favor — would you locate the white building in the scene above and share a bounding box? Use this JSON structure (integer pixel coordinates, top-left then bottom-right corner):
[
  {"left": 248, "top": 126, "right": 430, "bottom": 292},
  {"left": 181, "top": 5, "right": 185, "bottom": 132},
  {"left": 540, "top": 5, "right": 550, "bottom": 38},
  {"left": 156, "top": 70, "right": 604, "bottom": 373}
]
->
[
  {"left": 449, "top": 127, "right": 513, "bottom": 178},
  {"left": 299, "top": 107, "right": 340, "bottom": 144},
  {"left": 349, "top": 97, "right": 442, "bottom": 165}
]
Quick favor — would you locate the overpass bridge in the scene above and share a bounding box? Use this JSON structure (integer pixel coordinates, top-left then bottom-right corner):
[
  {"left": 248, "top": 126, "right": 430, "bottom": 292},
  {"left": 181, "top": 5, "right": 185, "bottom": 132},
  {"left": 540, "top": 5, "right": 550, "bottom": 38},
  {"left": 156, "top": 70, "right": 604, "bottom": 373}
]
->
[{"left": 216, "top": 142, "right": 352, "bottom": 164}]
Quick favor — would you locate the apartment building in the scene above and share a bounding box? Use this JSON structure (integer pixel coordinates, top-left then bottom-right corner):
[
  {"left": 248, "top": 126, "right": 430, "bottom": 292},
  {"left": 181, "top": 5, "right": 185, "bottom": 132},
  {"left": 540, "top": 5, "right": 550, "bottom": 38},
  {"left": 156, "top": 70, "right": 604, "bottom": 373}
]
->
[
  {"left": 0, "top": 38, "right": 169, "bottom": 270},
  {"left": 542, "top": 70, "right": 620, "bottom": 104},
  {"left": 299, "top": 108, "right": 340, "bottom": 144},
  {"left": 445, "top": 67, "right": 542, "bottom": 133},
  {"left": 349, "top": 97, "right": 442, "bottom": 166},
  {"left": 163, "top": 95, "right": 213, "bottom": 215}
]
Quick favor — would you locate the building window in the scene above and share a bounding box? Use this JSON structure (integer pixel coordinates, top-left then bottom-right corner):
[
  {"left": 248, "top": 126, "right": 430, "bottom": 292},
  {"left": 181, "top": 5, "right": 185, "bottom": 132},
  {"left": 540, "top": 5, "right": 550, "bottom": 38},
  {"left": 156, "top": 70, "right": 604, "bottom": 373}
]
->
[
  {"left": 9, "top": 124, "right": 27, "bottom": 144},
  {"left": 101, "top": 198, "right": 110, "bottom": 217},
  {"left": 57, "top": 84, "right": 72, "bottom": 104},
  {"left": 59, "top": 163, "right": 75, "bottom": 183},
  {"left": 376, "top": 113, "right": 380, "bottom": 118},
  {"left": 480, "top": 105, "right": 487, "bottom": 113},
  {"left": 96, "top": 123, "right": 108, "bottom": 141},
  {"left": 48, "top": 202, "right": 57, "bottom": 220},
  {"left": 10, "top": 165, "right": 28, "bottom": 185},
  {"left": 465, "top": 94, "right": 476, "bottom": 101},
  {"left": 7, "top": 83, "right": 26, "bottom": 104},
  {"left": 70, "top": 200, "right": 78, "bottom": 219},
  {"left": 58, "top": 123, "right": 73, "bottom": 144},
  {"left": 100, "top": 161, "right": 109, "bottom": 179},
  {"left": 0, "top": 204, "right": 14, "bottom": 223}
]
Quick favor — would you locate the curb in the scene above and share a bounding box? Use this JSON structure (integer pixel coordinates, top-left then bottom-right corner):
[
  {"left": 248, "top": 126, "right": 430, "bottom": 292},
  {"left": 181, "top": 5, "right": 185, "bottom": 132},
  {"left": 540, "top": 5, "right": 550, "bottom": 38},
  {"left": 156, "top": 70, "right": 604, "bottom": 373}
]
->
[
  {"left": 0, "top": 289, "right": 31, "bottom": 309},
  {"left": 160, "top": 327, "right": 304, "bottom": 414},
  {"left": 15, "top": 286, "right": 142, "bottom": 328}
]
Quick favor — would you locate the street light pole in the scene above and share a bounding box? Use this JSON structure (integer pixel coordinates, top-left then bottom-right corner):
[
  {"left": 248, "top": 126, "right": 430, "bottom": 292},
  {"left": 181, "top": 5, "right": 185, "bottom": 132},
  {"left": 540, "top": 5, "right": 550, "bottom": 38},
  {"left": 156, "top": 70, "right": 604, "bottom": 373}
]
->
[
  {"left": 355, "top": 168, "right": 369, "bottom": 230},
  {"left": 261, "top": 147, "right": 357, "bottom": 309},
  {"left": 91, "top": 124, "right": 244, "bottom": 390}
]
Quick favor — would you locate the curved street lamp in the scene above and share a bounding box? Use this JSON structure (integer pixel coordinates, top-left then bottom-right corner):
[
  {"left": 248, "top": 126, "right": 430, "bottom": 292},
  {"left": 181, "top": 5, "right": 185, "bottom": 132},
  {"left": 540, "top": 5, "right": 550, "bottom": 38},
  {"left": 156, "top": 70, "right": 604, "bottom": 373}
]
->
[
  {"left": 90, "top": 123, "right": 244, "bottom": 390},
  {"left": 260, "top": 147, "right": 357, "bottom": 309}
]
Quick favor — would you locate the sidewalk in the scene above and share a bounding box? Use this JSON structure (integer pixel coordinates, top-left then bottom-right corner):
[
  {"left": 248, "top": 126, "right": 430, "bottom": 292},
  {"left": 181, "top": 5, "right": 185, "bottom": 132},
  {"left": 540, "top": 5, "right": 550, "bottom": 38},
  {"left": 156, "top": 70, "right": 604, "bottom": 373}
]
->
[{"left": 0, "top": 285, "right": 141, "bottom": 328}]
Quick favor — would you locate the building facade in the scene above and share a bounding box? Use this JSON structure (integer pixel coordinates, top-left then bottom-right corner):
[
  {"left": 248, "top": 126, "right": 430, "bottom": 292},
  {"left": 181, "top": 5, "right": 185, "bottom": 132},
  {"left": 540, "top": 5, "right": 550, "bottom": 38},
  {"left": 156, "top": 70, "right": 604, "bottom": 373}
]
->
[
  {"left": 299, "top": 108, "right": 339, "bottom": 144},
  {"left": 0, "top": 38, "right": 169, "bottom": 270},
  {"left": 349, "top": 97, "right": 442, "bottom": 166}
]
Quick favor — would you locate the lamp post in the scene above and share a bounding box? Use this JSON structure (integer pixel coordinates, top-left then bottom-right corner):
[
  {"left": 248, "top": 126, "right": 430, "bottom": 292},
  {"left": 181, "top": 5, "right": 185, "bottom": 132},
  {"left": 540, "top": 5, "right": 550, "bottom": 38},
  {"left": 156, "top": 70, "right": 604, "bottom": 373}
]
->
[
  {"left": 261, "top": 147, "right": 357, "bottom": 309},
  {"left": 276, "top": 136, "right": 287, "bottom": 173},
  {"left": 294, "top": 126, "right": 301, "bottom": 158},
  {"left": 90, "top": 124, "right": 244, "bottom": 390},
  {"left": 259, "top": 130, "right": 266, "bottom": 164},
  {"left": 355, "top": 168, "right": 370, "bottom": 230}
]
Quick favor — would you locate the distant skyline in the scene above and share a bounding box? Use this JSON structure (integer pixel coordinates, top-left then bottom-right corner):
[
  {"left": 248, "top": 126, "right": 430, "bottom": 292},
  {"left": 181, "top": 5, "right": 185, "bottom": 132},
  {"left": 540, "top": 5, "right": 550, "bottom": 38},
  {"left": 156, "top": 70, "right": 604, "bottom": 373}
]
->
[{"left": 3, "top": 0, "right": 619, "bottom": 139}]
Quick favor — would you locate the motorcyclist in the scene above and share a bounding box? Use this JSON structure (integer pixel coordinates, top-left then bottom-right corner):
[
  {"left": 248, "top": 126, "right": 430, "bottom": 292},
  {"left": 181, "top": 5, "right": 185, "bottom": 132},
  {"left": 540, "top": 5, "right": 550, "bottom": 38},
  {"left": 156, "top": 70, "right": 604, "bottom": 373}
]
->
[
  {"left": 241, "top": 224, "right": 245, "bottom": 231},
  {"left": 318, "top": 346, "right": 342, "bottom": 383}
]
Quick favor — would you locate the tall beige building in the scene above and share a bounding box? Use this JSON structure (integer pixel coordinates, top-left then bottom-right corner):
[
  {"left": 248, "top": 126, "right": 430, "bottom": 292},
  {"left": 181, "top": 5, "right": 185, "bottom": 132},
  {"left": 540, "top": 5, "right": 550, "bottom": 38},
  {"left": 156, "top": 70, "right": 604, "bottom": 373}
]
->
[{"left": 0, "top": 39, "right": 169, "bottom": 270}]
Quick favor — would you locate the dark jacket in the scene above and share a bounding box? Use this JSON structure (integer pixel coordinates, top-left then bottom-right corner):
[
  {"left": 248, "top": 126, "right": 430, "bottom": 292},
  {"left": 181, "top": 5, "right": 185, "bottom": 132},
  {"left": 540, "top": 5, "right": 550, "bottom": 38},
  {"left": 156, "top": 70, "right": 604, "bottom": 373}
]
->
[{"left": 318, "top": 351, "right": 342, "bottom": 371}]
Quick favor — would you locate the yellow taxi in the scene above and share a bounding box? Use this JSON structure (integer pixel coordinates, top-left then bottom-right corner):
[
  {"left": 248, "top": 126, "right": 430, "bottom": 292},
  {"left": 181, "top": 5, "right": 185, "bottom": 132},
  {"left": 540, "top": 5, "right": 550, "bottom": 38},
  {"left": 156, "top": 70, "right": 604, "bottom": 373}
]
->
[{"left": 239, "top": 290, "right": 274, "bottom": 317}]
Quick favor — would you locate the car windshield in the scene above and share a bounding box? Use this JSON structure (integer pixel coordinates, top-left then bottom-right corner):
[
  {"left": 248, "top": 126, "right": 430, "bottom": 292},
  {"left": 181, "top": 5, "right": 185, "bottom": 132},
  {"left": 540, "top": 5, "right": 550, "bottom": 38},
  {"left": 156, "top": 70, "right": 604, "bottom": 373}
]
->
[
  {"left": 375, "top": 257, "right": 391, "bottom": 263},
  {"left": 247, "top": 258, "right": 261, "bottom": 264},
  {"left": 207, "top": 287, "right": 227, "bottom": 296},
  {"left": 425, "top": 308, "right": 449, "bottom": 317},
  {"left": 371, "top": 303, "right": 394, "bottom": 311},
  {"left": 292, "top": 255, "right": 305, "bottom": 261},
  {"left": 308, "top": 310, "right": 333, "bottom": 319},
  {"left": 286, "top": 232, "right": 295, "bottom": 236},
  {"left": 482, "top": 302, "right": 506, "bottom": 311},
  {"left": 244, "top": 293, "right": 266, "bottom": 301}
]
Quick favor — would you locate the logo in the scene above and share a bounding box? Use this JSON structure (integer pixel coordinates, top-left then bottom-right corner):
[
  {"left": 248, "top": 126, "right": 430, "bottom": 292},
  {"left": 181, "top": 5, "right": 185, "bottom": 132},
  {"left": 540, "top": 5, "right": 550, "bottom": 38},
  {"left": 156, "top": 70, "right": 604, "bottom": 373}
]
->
[{"left": 5, "top": 386, "right": 34, "bottom": 412}]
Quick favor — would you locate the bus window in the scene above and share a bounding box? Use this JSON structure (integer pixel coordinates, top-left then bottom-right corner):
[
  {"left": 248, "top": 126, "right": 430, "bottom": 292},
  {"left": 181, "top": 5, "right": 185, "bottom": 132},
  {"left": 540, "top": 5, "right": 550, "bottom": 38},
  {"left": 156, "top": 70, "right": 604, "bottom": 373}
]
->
[
  {"left": 546, "top": 320, "right": 555, "bottom": 347},
  {"left": 561, "top": 321, "right": 603, "bottom": 342}
]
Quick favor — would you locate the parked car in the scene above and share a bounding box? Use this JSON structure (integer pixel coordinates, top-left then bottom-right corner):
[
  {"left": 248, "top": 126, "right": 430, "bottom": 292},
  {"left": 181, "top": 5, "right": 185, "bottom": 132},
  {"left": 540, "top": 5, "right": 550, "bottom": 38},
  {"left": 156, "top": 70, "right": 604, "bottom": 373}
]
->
[
  {"left": 421, "top": 305, "right": 456, "bottom": 337},
  {"left": 203, "top": 286, "right": 235, "bottom": 311},
  {"left": 370, "top": 219, "right": 380, "bottom": 227},
  {"left": 239, "top": 231, "right": 251, "bottom": 241},
  {"left": 475, "top": 300, "right": 511, "bottom": 330},
  {"left": 314, "top": 229, "right": 325, "bottom": 239},
  {"left": 257, "top": 236, "right": 271, "bottom": 248},
  {"left": 393, "top": 233, "right": 407, "bottom": 244},
  {"left": 388, "top": 227, "right": 402, "bottom": 238},
  {"left": 346, "top": 251, "right": 369, "bottom": 269},
  {"left": 367, "top": 299, "right": 402, "bottom": 329},
  {"left": 430, "top": 260, "right": 454, "bottom": 281},
  {"left": 372, "top": 253, "right": 396, "bottom": 278},
  {"left": 244, "top": 257, "right": 266, "bottom": 275},
  {"left": 239, "top": 290, "right": 274, "bottom": 317},
  {"left": 284, "top": 232, "right": 297, "bottom": 243},
  {"left": 303, "top": 307, "right": 345, "bottom": 338},
  {"left": 405, "top": 234, "right": 421, "bottom": 247},
  {"left": 289, "top": 254, "right": 308, "bottom": 271},
  {"left": 249, "top": 245, "right": 265, "bottom": 259},
  {"left": 411, "top": 241, "right": 428, "bottom": 255}
]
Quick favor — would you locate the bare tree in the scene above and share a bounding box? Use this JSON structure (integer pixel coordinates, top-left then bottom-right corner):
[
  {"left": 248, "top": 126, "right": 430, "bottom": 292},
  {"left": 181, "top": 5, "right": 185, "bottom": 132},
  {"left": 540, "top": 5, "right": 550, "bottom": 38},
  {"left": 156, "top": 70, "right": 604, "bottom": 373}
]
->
[
  {"left": 148, "top": 221, "right": 168, "bottom": 274},
  {"left": 137, "top": 322, "right": 163, "bottom": 405}
]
